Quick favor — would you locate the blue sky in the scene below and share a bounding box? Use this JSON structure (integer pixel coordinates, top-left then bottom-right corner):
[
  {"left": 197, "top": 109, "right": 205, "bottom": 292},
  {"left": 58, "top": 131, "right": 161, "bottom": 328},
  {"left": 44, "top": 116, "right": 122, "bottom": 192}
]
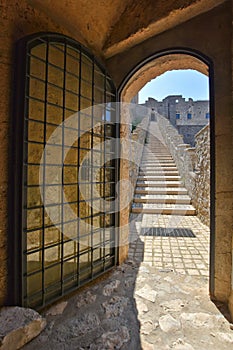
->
[{"left": 139, "top": 70, "right": 209, "bottom": 103}]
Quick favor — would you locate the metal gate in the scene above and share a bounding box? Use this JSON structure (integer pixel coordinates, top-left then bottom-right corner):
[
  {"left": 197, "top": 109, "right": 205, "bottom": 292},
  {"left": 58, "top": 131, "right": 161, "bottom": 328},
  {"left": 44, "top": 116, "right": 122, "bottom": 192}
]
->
[{"left": 9, "top": 33, "right": 119, "bottom": 309}]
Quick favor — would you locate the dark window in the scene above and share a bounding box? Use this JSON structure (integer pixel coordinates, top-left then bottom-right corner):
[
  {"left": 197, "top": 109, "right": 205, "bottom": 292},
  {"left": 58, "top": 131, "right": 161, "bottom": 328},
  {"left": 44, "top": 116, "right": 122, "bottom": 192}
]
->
[
  {"left": 176, "top": 113, "right": 180, "bottom": 119},
  {"left": 206, "top": 113, "right": 210, "bottom": 119},
  {"left": 11, "top": 33, "right": 118, "bottom": 309},
  {"left": 187, "top": 113, "right": 192, "bottom": 119}
]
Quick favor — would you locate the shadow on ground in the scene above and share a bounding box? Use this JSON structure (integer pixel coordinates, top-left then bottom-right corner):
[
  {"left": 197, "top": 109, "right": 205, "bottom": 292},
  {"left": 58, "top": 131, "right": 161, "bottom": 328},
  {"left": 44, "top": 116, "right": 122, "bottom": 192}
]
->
[{"left": 23, "top": 224, "right": 144, "bottom": 350}]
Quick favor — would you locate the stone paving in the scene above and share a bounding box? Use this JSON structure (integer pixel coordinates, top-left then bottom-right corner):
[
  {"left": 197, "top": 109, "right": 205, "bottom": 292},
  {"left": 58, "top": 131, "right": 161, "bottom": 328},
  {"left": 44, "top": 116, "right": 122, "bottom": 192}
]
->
[
  {"left": 129, "top": 213, "right": 209, "bottom": 277},
  {"left": 21, "top": 211, "right": 233, "bottom": 350}
]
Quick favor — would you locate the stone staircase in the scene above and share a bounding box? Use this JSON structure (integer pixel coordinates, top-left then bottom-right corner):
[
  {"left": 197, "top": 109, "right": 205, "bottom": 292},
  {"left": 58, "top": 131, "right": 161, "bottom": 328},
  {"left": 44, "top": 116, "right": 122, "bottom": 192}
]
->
[{"left": 131, "top": 121, "right": 196, "bottom": 215}]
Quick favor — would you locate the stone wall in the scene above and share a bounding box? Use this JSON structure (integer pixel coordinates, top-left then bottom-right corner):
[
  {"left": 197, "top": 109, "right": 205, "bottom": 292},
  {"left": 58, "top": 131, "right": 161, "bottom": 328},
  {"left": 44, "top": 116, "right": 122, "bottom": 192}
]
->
[
  {"left": 129, "top": 116, "right": 150, "bottom": 191},
  {"left": 117, "top": 105, "right": 149, "bottom": 264},
  {"left": 157, "top": 113, "right": 210, "bottom": 226},
  {"left": 177, "top": 125, "right": 207, "bottom": 146},
  {"left": 192, "top": 125, "right": 210, "bottom": 226}
]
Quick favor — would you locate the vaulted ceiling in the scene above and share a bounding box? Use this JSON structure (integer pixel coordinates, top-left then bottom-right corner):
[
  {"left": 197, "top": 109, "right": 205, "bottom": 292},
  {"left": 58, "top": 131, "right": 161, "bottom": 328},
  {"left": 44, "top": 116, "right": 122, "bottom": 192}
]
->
[{"left": 27, "top": 0, "right": 226, "bottom": 58}]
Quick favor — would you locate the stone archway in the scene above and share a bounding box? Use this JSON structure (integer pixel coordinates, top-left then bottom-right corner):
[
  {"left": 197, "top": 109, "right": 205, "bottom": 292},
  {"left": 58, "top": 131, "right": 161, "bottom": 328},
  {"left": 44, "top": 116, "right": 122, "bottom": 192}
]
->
[
  {"left": 118, "top": 50, "right": 219, "bottom": 299},
  {"left": 119, "top": 52, "right": 209, "bottom": 102}
]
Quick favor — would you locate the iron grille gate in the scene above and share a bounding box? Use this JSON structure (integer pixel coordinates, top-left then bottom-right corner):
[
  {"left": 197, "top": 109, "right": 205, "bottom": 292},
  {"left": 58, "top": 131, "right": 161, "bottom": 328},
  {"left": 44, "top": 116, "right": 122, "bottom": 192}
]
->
[{"left": 9, "top": 33, "right": 119, "bottom": 309}]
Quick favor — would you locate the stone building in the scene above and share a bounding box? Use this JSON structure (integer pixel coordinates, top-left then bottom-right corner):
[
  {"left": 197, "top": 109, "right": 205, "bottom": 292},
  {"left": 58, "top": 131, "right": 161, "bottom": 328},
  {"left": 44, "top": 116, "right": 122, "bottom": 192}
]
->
[
  {"left": 0, "top": 0, "right": 232, "bottom": 325},
  {"left": 142, "top": 95, "right": 209, "bottom": 146}
]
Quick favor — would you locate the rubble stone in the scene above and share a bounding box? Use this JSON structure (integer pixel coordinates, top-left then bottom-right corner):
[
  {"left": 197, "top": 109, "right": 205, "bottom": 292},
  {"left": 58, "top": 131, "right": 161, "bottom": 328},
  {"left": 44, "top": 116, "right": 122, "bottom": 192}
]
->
[
  {"left": 160, "top": 299, "right": 186, "bottom": 312},
  {"left": 76, "top": 291, "right": 97, "bottom": 308},
  {"left": 90, "top": 326, "right": 130, "bottom": 350},
  {"left": 55, "top": 312, "right": 100, "bottom": 339},
  {"left": 159, "top": 314, "right": 181, "bottom": 332},
  {"left": 102, "top": 280, "right": 121, "bottom": 296},
  {"left": 46, "top": 301, "right": 67, "bottom": 316},
  {"left": 102, "top": 296, "right": 128, "bottom": 318},
  {"left": 180, "top": 312, "right": 219, "bottom": 329},
  {"left": 0, "top": 307, "right": 46, "bottom": 350},
  {"left": 135, "top": 284, "right": 157, "bottom": 302}
]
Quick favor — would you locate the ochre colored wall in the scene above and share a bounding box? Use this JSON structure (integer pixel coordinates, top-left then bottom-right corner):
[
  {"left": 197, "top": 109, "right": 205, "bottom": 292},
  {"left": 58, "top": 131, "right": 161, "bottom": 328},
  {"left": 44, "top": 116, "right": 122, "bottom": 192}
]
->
[{"left": 0, "top": 0, "right": 94, "bottom": 305}]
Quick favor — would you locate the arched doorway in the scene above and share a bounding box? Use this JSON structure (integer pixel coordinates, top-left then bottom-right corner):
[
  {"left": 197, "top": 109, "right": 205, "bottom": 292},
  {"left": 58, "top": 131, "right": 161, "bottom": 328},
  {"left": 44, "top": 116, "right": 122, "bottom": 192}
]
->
[{"left": 118, "top": 49, "right": 215, "bottom": 297}]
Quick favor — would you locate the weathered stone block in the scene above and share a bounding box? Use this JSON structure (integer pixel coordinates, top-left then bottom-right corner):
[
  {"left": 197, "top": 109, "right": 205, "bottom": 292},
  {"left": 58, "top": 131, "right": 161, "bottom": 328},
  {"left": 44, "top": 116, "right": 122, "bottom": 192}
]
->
[
  {"left": 46, "top": 301, "right": 67, "bottom": 316},
  {"left": 0, "top": 306, "right": 46, "bottom": 350}
]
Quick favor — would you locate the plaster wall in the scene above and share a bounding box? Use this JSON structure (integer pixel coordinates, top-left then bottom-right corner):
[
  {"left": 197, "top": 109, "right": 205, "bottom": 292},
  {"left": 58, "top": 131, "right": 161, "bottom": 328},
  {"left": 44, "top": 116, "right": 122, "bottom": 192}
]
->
[{"left": 110, "top": 1, "right": 233, "bottom": 315}]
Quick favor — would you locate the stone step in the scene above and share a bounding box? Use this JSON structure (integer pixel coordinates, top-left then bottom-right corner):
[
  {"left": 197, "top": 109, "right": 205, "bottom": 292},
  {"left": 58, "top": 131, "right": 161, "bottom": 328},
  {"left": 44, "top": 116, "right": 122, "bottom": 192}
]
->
[
  {"left": 143, "top": 154, "right": 171, "bottom": 158},
  {"left": 138, "top": 172, "right": 179, "bottom": 176},
  {"left": 141, "top": 160, "right": 174, "bottom": 164},
  {"left": 139, "top": 167, "right": 176, "bottom": 171},
  {"left": 137, "top": 176, "right": 181, "bottom": 181},
  {"left": 144, "top": 148, "right": 168, "bottom": 150},
  {"left": 135, "top": 188, "right": 188, "bottom": 195},
  {"left": 141, "top": 159, "right": 174, "bottom": 163},
  {"left": 144, "top": 144, "right": 168, "bottom": 146},
  {"left": 141, "top": 159, "right": 174, "bottom": 162},
  {"left": 142, "top": 154, "right": 173, "bottom": 156},
  {"left": 139, "top": 169, "right": 178, "bottom": 172},
  {"left": 134, "top": 125, "right": 195, "bottom": 216},
  {"left": 139, "top": 166, "right": 177, "bottom": 171},
  {"left": 131, "top": 204, "right": 196, "bottom": 215},
  {"left": 140, "top": 165, "right": 177, "bottom": 168},
  {"left": 143, "top": 151, "right": 170, "bottom": 152},
  {"left": 136, "top": 182, "right": 182, "bottom": 187},
  {"left": 142, "top": 154, "right": 172, "bottom": 159},
  {"left": 142, "top": 156, "right": 171, "bottom": 158},
  {"left": 141, "top": 161, "right": 174, "bottom": 164},
  {"left": 141, "top": 161, "right": 175, "bottom": 164},
  {"left": 133, "top": 197, "right": 191, "bottom": 204},
  {"left": 143, "top": 145, "right": 168, "bottom": 148}
]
